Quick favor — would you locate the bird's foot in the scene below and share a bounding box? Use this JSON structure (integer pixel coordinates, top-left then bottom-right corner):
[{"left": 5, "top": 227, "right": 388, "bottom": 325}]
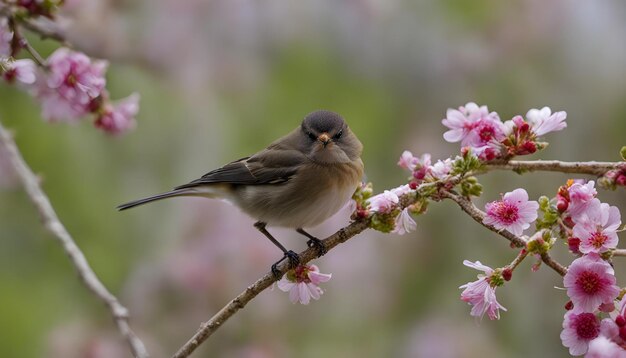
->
[
  {"left": 271, "top": 250, "right": 300, "bottom": 279},
  {"left": 307, "top": 237, "right": 327, "bottom": 257}
]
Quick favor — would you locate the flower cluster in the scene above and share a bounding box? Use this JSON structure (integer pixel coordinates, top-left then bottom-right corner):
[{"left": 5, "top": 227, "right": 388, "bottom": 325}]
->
[
  {"left": 277, "top": 264, "right": 332, "bottom": 305},
  {"left": 364, "top": 182, "right": 424, "bottom": 235},
  {"left": 552, "top": 180, "right": 624, "bottom": 356},
  {"left": 442, "top": 103, "right": 567, "bottom": 161},
  {"left": 0, "top": 6, "right": 139, "bottom": 135}
]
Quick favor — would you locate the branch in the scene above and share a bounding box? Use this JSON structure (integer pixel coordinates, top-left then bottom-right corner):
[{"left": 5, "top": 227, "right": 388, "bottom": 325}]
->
[
  {"left": 0, "top": 120, "right": 149, "bottom": 358},
  {"left": 440, "top": 190, "right": 567, "bottom": 276},
  {"left": 172, "top": 219, "right": 370, "bottom": 358},
  {"left": 612, "top": 249, "right": 626, "bottom": 257},
  {"left": 485, "top": 160, "right": 624, "bottom": 176}
]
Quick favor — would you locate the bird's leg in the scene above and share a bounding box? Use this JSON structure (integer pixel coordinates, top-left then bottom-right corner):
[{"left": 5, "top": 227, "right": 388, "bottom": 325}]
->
[
  {"left": 296, "top": 228, "right": 327, "bottom": 257},
  {"left": 254, "top": 221, "right": 300, "bottom": 278}
]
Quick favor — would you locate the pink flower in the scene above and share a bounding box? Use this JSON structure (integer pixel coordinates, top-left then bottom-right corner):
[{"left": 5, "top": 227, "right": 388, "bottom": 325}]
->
[
  {"left": 441, "top": 103, "right": 485, "bottom": 143},
  {"left": 368, "top": 190, "right": 399, "bottom": 214},
  {"left": 573, "top": 200, "right": 621, "bottom": 254},
  {"left": 568, "top": 181, "right": 598, "bottom": 220},
  {"left": 427, "top": 158, "right": 453, "bottom": 180},
  {"left": 3, "top": 59, "right": 37, "bottom": 85},
  {"left": 465, "top": 116, "right": 506, "bottom": 149},
  {"left": 0, "top": 18, "right": 12, "bottom": 59},
  {"left": 277, "top": 264, "right": 332, "bottom": 305},
  {"left": 483, "top": 188, "right": 539, "bottom": 236},
  {"left": 392, "top": 208, "right": 417, "bottom": 235},
  {"left": 459, "top": 260, "right": 506, "bottom": 320},
  {"left": 411, "top": 153, "right": 432, "bottom": 182},
  {"left": 36, "top": 48, "right": 108, "bottom": 122},
  {"left": 526, "top": 107, "right": 567, "bottom": 136},
  {"left": 561, "top": 311, "right": 600, "bottom": 356},
  {"left": 585, "top": 336, "right": 625, "bottom": 358},
  {"left": 563, "top": 254, "right": 620, "bottom": 313},
  {"left": 398, "top": 150, "right": 419, "bottom": 171},
  {"left": 95, "top": 93, "right": 140, "bottom": 135}
]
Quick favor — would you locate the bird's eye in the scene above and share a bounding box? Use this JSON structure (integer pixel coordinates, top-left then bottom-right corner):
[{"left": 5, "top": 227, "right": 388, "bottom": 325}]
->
[
  {"left": 307, "top": 131, "right": 317, "bottom": 141},
  {"left": 333, "top": 129, "right": 343, "bottom": 140}
]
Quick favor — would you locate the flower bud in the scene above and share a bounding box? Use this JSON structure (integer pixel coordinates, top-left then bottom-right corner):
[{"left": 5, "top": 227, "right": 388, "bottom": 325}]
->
[
  {"left": 502, "top": 268, "right": 512, "bottom": 281},
  {"left": 568, "top": 237, "right": 581, "bottom": 254},
  {"left": 556, "top": 196, "right": 569, "bottom": 212},
  {"left": 616, "top": 315, "right": 626, "bottom": 327},
  {"left": 564, "top": 300, "right": 574, "bottom": 311}
]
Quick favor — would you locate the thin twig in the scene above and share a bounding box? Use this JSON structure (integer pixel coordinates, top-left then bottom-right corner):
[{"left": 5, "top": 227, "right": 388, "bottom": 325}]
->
[
  {"left": 507, "top": 249, "right": 529, "bottom": 271},
  {"left": 0, "top": 120, "right": 149, "bottom": 358},
  {"left": 440, "top": 190, "right": 568, "bottom": 276},
  {"left": 612, "top": 249, "right": 626, "bottom": 257},
  {"left": 485, "top": 160, "right": 624, "bottom": 176},
  {"left": 171, "top": 220, "right": 369, "bottom": 358}
]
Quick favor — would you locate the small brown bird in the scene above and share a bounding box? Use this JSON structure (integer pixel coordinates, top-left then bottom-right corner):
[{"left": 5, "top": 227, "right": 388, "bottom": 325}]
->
[{"left": 118, "top": 110, "right": 364, "bottom": 276}]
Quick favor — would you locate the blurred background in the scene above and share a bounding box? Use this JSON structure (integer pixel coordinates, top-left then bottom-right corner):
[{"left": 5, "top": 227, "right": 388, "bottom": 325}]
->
[{"left": 1, "top": 0, "right": 625, "bottom": 357}]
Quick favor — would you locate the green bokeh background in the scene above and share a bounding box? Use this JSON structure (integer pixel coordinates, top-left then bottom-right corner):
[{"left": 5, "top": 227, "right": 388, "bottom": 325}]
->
[{"left": 1, "top": 1, "right": 625, "bottom": 357}]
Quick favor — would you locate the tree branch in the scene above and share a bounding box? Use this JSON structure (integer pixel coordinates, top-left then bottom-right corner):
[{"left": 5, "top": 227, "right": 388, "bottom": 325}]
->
[
  {"left": 485, "top": 160, "right": 624, "bottom": 176},
  {"left": 0, "top": 120, "right": 149, "bottom": 358},
  {"left": 440, "top": 190, "right": 568, "bottom": 276},
  {"left": 171, "top": 219, "right": 370, "bottom": 358}
]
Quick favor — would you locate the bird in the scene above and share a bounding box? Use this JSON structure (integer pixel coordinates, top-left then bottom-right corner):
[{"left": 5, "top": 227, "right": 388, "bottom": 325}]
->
[{"left": 118, "top": 110, "right": 364, "bottom": 277}]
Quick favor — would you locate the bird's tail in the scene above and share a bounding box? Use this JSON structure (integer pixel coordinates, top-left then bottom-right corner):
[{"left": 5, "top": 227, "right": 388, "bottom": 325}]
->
[{"left": 117, "top": 186, "right": 220, "bottom": 211}]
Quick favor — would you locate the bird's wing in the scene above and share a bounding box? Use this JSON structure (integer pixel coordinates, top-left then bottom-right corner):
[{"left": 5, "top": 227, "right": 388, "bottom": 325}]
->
[{"left": 174, "top": 148, "right": 305, "bottom": 189}]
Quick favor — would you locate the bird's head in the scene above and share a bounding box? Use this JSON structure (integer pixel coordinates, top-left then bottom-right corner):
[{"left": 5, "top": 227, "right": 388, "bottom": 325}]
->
[{"left": 300, "top": 110, "right": 362, "bottom": 164}]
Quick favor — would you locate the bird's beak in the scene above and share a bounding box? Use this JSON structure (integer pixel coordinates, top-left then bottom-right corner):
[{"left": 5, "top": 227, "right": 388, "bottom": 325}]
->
[{"left": 318, "top": 133, "right": 331, "bottom": 147}]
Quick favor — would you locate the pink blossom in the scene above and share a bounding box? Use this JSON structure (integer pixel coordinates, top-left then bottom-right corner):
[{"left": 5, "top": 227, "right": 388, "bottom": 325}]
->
[
  {"left": 568, "top": 181, "right": 598, "bottom": 219},
  {"left": 441, "top": 105, "right": 480, "bottom": 143},
  {"left": 0, "top": 18, "right": 12, "bottom": 59},
  {"left": 585, "top": 336, "right": 625, "bottom": 358},
  {"left": 390, "top": 184, "right": 414, "bottom": 197},
  {"left": 465, "top": 116, "right": 506, "bottom": 149},
  {"left": 95, "top": 93, "right": 140, "bottom": 135},
  {"left": 563, "top": 254, "right": 620, "bottom": 313},
  {"left": 3, "top": 59, "right": 37, "bottom": 85},
  {"left": 561, "top": 311, "right": 600, "bottom": 356},
  {"left": 367, "top": 190, "right": 399, "bottom": 214},
  {"left": 526, "top": 107, "right": 567, "bottom": 136},
  {"left": 411, "top": 153, "right": 432, "bottom": 182},
  {"left": 459, "top": 260, "right": 506, "bottom": 320},
  {"left": 392, "top": 208, "right": 417, "bottom": 235},
  {"left": 427, "top": 158, "right": 453, "bottom": 179},
  {"left": 573, "top": 200, "right": 621, "bottom": 254},
  {"left": 36, "top": 48, "right": 107, "bottom": 122},
  {"left": 277, "top": 264, "right": 332, "bottom": 305},
  {"left": 398, "top": 150, "right": 419, "bottom": 171},
  {"left": 483, "top": 188, "right": 539, "bottom": 236}
]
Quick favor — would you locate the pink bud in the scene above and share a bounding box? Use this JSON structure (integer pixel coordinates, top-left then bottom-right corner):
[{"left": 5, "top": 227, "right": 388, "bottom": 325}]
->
[
  {"left": 502, "top": 268, "right": 512, "bottom": 281},
  {"left": 620, "top": 326, "right": 626, "bottom": 341},
  {"left": 556, "top": 197, "right": 569, "bottom": 212},
  {"left": 616, "top": 174, "right": 626, "bottom": 187},
  {"left": 616, "top": 315, "right": 626, "bottom": 327},
  {"left": 522, "top": 141, "right": 537, "bottom": 154},
  {"left": 564, "top": 300, "right": 574, "bottom": 311},
  {"left": 568, "top": 237, "right": 581, "bottom": 254}
]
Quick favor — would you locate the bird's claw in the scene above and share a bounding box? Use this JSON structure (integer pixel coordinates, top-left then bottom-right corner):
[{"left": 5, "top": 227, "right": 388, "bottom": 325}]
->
[
  {"left": 307, "top": 237, "right": 327, "bottom": 257},
  {"left": 271, "top": 250, "right": 300, "bottom": 279}
]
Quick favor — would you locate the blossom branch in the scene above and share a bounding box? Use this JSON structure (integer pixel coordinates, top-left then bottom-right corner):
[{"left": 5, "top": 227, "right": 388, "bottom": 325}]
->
[
  {"left": 439, "top": 190, "right": 568, "bottom": 276},
  {"left": 0, "top": 120, "right": 149, "bottom": 358},
  {"left": 172, "top": 219, "right": 370, "bottom": 358},
  {"left": 507, "top": 249, "right": 529, "bottom": 271},
  {"left": 485, "top": 160, "right": 624, "bottom": 176}
]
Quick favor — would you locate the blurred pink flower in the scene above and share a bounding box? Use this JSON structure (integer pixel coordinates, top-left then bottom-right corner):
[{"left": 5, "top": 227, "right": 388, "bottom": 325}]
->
[
  {"left": 459, "top": 260, "right": 506, "bottom": 320},
  {"left": 390, "top": 184, "right": 414, "bottom": 197},
  {"left": 367, "top": 190, "right": 399, "bottom": 214},
  {"left": 585, "top": 335, "right": 625, "bottom": 358},
  {"left": 37, "top": 48, "right": 107, "bottom": 122},
  {"left": 561, "top": 311, "right": 601, "bottom": 356},
  {"left": 563, "top": 254, "right": 619, "bottom": 313},
  {"left": 427, "top": 158, "right": 453, "bottom": 179},
  {"left": 392, "top": 208, "right": 416, "bottom": 235},
  {"left": 483, "top": 188, "right": 539, "bottom": 236},
  {"left": 573, "top": 200, "right": 621, "bottom": 254},
  {"left": 526, "top": 106, "right": 567, "bottom": 136},
  {"left": 3, "top": 59, "right": 37, "bottom": 85},
  {"left": 0, "top": 18, "right": 12, "bottom": 59},
  {"left": 95, "top": 93, "right": 140, "bottom": 135},
  {"left": 277, "top": 264, "right": 331, "bottom": 305},
  {"left": 411, "top": 153, "right": 431, "bottom": 182},
  {"left": 568, "top": 181, "right": 598, "bottom": 219},
  {"left": 398, "top": 150, "right": 419, "bottom": 171}
]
